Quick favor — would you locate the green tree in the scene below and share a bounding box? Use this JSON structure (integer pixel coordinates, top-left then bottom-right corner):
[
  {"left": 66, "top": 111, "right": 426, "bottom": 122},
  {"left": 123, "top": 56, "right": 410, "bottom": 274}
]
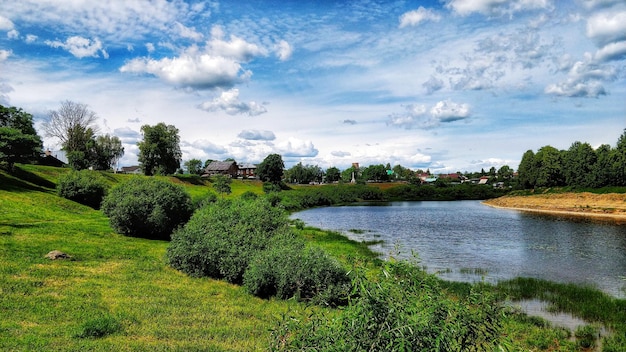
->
[
  {"left": 285, "top": 162, "right": 322, "bottom": 184},
  {"left": 92, "top": 134, "right": 124, "bottom": 171},
  {"left": 517, "top": 150, "right": 536, "bottom": 189},
  {"left": 184, "top": 158, "right": 204, "bottom": 175},
  {"left": 362, "top": 164, "right": 389, "bottom": 182},
  {"left": 0, "top": 105, "right": 43, "bottom": 171},
  {"left": 325, "top": 166, "right": 340, "bottom": 183},
  {"left": 497, "top": 165, "right": 513, "bottom": 180},
  {"left": 562, "top": 141, "right": 597, "bottom": 188},
  {"left": 42, "top": 101, "right": 99, "bottom": 169},
  {"left": 213, "top": 174, "right": 232, "bottom": 198},
  {"left": 534, "top": 145, "right": 564, "bottom": 187},
  {"left": 613, "top": 129, "right": 626, "bottom": 186},
  {"left": 256, "top": 153, "right": 284, "bottom": 184},
  {"left": 137, "top": 123, "right": 182, "bottom": 176},
  {"left": 593, "top": 144, "right": 613, "bottom": 187}
]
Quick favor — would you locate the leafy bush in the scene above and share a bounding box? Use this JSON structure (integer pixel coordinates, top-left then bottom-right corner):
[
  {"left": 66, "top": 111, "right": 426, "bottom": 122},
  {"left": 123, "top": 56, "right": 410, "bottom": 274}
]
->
[
  {"left": 272, "top": 260, "right": 503, "bottom": 351},
  {"left": 57, "top": 170, "right": 108, "bottom": 209},
  {"left": 244, "top": 233, "right": 349, "bottom": 305},
  {"left": 575, "top": 325, "right": 598, "bottom": 349},
  {"left": 167, "top": 198, "right": 289, "bottom": 284},
  {"left": 101, "top": 177, "right": 193, "bottom": 240},
  {"left": 240, "top": 190, "right": 258, "bottom": 200}
]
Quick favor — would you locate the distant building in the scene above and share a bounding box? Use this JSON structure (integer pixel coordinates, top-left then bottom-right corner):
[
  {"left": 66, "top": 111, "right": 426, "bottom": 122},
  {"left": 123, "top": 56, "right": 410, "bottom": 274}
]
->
[
  {"left": 203, "top": 160, "right": 238, "bottom": 178},
  {"left": 39, "top": 150, "right": 66, "bottom": 167},
  {"left": 120, "top": 166, "right": 142, "bottom": 174},
  {"left": 237, "top": 163, "right": 257, "bottom": 178}
]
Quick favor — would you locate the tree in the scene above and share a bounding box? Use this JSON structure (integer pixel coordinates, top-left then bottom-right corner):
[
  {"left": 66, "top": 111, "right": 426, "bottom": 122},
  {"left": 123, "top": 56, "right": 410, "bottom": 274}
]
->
[
  {"left": 613, "top": 129, "right": 626, "bottom": 186},
  {"left": 325, "top": 166, "right": 341, "bottom": 183},
  {"left": 0, "top": 105, "right": 43, "bottom": 171},
  {"left": 534, "top": 145, "right": 564, "bottom": 188},
  {"left": 285, "top": 162, "right": 322, "bottom": 184},
  {"left": 256, "top": 153, "right": 284, "bottom": 184},
  {"left": 562, "top": 141, "right": 597, "bottom": 188},
  {"left": 92, "top": 134, "right": 124, "bottom": 171},
  {"left": 362, "top": 164, "right": 389, "bottom": 182},
  {"left": 517, "top": 150, "right": 536, "bottom": 189},
  {"left": 497, "top": 165, "right": 513, "bottom": 180},
  {"left": 213, "top": 174, "right": 232, "bottom": 198},
  {"left": 593, "top": 144, "right": 613, "bottom": 188},
  {"left": 42, "top": 100, "right": 99, "bottom": 153},
  {"left": 137, "top": 123, "right": 182, "bottom": 176},
  {"left": 184, "top": 159, "right": 204, "bottom": 175}
]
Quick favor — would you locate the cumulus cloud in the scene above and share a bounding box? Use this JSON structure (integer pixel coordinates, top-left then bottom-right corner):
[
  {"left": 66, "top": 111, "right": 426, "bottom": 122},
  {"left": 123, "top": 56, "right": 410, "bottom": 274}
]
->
[
  {"left": 275, "top": 40, "right": 293, "bottom": 61},
  {"left": 0, "top": 14, "right": 13, "bottom": 30},
  {"left": 25, "top": 34, "right": 37, "bottom": 43},
  {"left": 388, "top": 100, "right": 471, "bottom": 129},
  {"left": 445, "top": 0, "right": 551, "bottom": 17},
  {"left": 238, "top": 130, "right": 276, "bottom": 140},
  {"left": 0, "top": 49, "right": 11, "bottom": 61},
  {"left": 545, "top": 54, "right": 616, "bottom": 97},
  {"left": 120, "top": 27, "right": 267, "bottom": 90},
  {"left": 7, "top": 29, "right": 18, "bottom": 39},
  {"left": 594, "top": 41, "right": 626, "bottom": 62},
  {"left": 45, "top": 36, "right": 108, "bottom": 59},
  {"left": 399, "top": 6, "right": 441, "bottom": 27},
  {"left": 173, "top": 22, "right": 203, "bottom": 41},
  {"left": 198, "top": 89, "right": 267, "bottom": 116},
  {"left": 277, "top": 137, "right": 319, "bottom": 157},
  {"left": 186, "top": 139, "right": 228, "bottom": 155},
  {"left": 0, "top": 81, "right": 14, "bottom": 105},
  {"left": 586, "top": 11, "right": 626, "bottom": 47},
  {"left": 422, "top": 75, "right": 444, "bottom": 94}
]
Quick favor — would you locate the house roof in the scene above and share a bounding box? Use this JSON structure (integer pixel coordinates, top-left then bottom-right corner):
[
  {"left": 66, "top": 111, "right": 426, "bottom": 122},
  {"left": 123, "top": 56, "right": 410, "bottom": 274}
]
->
[
  {"left": 205, "top": 161, "right": 237, "bottom": 172},
  {"left": 238, "top": 163, "right": 257, "bottom": 169}
]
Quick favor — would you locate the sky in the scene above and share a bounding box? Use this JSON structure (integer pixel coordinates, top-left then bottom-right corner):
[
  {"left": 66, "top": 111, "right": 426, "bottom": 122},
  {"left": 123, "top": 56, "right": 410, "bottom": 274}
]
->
[{"left": 1, "top": 0, "right": 625, "bottom": 173}]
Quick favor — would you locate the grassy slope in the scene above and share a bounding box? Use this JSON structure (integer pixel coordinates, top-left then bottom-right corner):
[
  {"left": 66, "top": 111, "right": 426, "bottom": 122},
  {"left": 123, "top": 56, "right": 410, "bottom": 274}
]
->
[
  {"left": 0, "top": 166, "right": 306, "bottom": 351},
  {"left": 2, "top": 165, "right": 624, "bottom": 351}
]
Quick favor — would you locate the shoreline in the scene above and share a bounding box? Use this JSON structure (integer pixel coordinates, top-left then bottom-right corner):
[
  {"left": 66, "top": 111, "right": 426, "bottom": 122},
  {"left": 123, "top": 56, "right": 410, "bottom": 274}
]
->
[{"left": 482, "top": 192, "right": 626, "bottom": 224}]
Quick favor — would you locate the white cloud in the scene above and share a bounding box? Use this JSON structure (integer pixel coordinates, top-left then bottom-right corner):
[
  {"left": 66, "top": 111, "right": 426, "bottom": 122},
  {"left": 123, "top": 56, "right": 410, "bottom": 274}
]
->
[
  {"left": 399, "top": 7, "right": 441, "bottom": 28},
  {"left": 594, "top": 41, "right": 626, "bottom": 62},
  {"left": 445, "top": 0, "right": 550, "bottom": 17},
  {"left": 113, "top": 127, "right": 141, "bottom": 143},
  {"left": 429, "top": 100, "right": 471, "bottom": 122},
  {"left": 145, "top": 43, "right": 155, "bottom": 53},
  {"left": 198, "top": 89, "right": 267, "bottom": 116},
  {"left": 0, "top": 49, "right": 11, "bottom": 61},
  {"left": 238, "top": 130, "right": 276, "bottom": 140},
  {"left": 7, "top": 29, "right": 19, "bottom": 39},
  {"left": 545, "top": 55, "right": 616, "bottom": 97},
  {"left": 277, "top": 137, "right": 319, "bottom": 158},
  {"left": 0, "top": 14, "right": 13, "bottom": 30},
  {"left": 173, "top": 22, "right": 203, "bottom": 41},
  {"left": 331, "top": 151, "right": 351, "bottom": 157},
  {"left": 25, "top": 34, "right": 37, "bottom": 43},
  {"left": 422, "top": 75, "right": 444, "bottom": 94},
  {"left": 120, "top": 28, "right": 267, "bottom": 90},
  {"left": 45, "top": 36, "right": 108, "bottom": 59},
  {"left": 275, "top": 40, "right": 293, "bottom": 61},
  {"left": 586, "top": 11, "right": 626, "bottom": 47},
  {"left": 388, "top": 100, "right": 471, "bottom": 129}
]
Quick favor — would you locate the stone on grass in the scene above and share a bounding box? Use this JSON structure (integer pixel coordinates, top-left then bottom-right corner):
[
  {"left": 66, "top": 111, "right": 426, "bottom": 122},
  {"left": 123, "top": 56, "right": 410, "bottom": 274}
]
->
[{"left": 45, "top": 250, "right": 71, "bottom": 260}]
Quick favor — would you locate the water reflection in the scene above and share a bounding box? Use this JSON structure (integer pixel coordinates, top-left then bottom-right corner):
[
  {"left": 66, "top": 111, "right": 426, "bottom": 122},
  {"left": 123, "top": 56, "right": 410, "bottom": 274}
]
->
[{"left": 292, "top": 201, "right": 626, "bottom": 298}]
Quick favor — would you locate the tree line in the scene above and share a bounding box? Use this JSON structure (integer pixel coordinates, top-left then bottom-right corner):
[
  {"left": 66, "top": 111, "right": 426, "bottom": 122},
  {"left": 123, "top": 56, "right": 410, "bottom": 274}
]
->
[{"left": 517, "top": 130, "right": 626, "bottom": 189}]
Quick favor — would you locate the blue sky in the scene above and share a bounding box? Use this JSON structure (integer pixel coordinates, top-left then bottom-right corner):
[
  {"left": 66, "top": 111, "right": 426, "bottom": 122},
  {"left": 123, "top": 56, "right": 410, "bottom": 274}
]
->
[{"left": 1, "top": 0, "right": 624, "bottom": 172}]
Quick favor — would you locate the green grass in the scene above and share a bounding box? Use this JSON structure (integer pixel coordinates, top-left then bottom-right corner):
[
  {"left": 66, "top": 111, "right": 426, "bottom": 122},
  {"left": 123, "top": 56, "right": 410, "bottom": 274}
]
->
[
  {"left": 2, "top": 164, "right": 624, "bottom": 351},
  {"left": 0, "top": 165, "right": 306, "bottom": 351}
]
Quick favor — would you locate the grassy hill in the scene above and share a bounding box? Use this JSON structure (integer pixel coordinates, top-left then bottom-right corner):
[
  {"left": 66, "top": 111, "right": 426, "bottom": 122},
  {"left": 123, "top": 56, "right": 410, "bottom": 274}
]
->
[{"left": 0, "top": 165, "right": 304, "bottom": 351}]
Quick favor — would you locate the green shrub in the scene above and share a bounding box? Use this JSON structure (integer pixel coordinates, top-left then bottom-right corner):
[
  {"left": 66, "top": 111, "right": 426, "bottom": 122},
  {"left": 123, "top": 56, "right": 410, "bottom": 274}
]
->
[
  {"left": 192, "top": 191, "right": 218, "bottom": 210},
  {"left": 167, "top": 198, "right": 289, "bottom": 284},
  {"left": 74, "top": 315, "right": 122, "bottom": 338},
  {"left": 240, "top": 190, "right": 258, "bottom": 200},
  {"left": 243, "top": 233, "right": 349, "bottom": 305},
  {"left": 57, "top": 170, "right": 108, "bottom": 209},
  {"left": 101, "top": 177, "right": 193, "bottom": 240},
  {"left": 575, "top": 325, "right": 598, "bottom": 349},
  {"left": 272, "top": 261, "right": 503, "bottom": 351}
]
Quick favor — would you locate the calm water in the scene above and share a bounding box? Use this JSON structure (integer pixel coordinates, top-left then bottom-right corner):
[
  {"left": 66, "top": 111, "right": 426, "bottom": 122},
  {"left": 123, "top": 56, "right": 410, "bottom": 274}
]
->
[{"left": 292, "top": 201, "right": 626, "bottom": 298}]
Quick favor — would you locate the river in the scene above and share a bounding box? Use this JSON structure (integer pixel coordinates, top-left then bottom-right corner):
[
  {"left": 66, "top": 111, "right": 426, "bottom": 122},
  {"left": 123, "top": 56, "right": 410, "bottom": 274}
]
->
[{"left": 291, "top": 200, "right": 626, "bottom": 298}]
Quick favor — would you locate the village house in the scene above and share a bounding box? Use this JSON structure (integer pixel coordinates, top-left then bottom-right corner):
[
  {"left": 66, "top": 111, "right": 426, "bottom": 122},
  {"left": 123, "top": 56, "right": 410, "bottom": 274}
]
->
[
  {"left": 237, "top": 163, "right": 257, "bottom": 178},
  {"left": 203, "top": 160, "right": 238, "bottom": 178},
  {"left": 120, "top": 166, "right": 142, "bottom": 174}
]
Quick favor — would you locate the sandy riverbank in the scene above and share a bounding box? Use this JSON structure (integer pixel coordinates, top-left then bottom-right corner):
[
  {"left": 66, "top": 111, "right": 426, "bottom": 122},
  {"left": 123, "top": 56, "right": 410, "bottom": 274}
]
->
[{"left": 482, "top": 192, "right": 626, "bottom": 223}]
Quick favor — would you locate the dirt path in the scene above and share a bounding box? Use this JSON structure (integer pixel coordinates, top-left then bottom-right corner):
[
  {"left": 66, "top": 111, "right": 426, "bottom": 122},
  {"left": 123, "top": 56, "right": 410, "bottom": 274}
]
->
[{"left": 482, "top": 192, "right": 626, "bottom": 223}]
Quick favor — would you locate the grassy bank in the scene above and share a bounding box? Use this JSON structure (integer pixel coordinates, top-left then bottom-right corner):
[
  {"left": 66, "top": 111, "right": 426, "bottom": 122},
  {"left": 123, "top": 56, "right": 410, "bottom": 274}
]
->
[{"left": 2, "top": 165, "right": 625, "bottom": 350}]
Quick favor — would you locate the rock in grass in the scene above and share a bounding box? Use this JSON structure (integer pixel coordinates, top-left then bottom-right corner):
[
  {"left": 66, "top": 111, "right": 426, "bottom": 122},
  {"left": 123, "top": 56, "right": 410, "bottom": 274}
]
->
[{"left": 45, "top": 250, "right": 71, "bottom": 260}]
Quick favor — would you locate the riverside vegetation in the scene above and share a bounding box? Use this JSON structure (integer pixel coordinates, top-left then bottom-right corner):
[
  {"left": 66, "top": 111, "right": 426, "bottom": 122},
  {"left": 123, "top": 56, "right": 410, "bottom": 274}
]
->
[{"left": 1, "top": 164, "right": 625, "bottom": 351}]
